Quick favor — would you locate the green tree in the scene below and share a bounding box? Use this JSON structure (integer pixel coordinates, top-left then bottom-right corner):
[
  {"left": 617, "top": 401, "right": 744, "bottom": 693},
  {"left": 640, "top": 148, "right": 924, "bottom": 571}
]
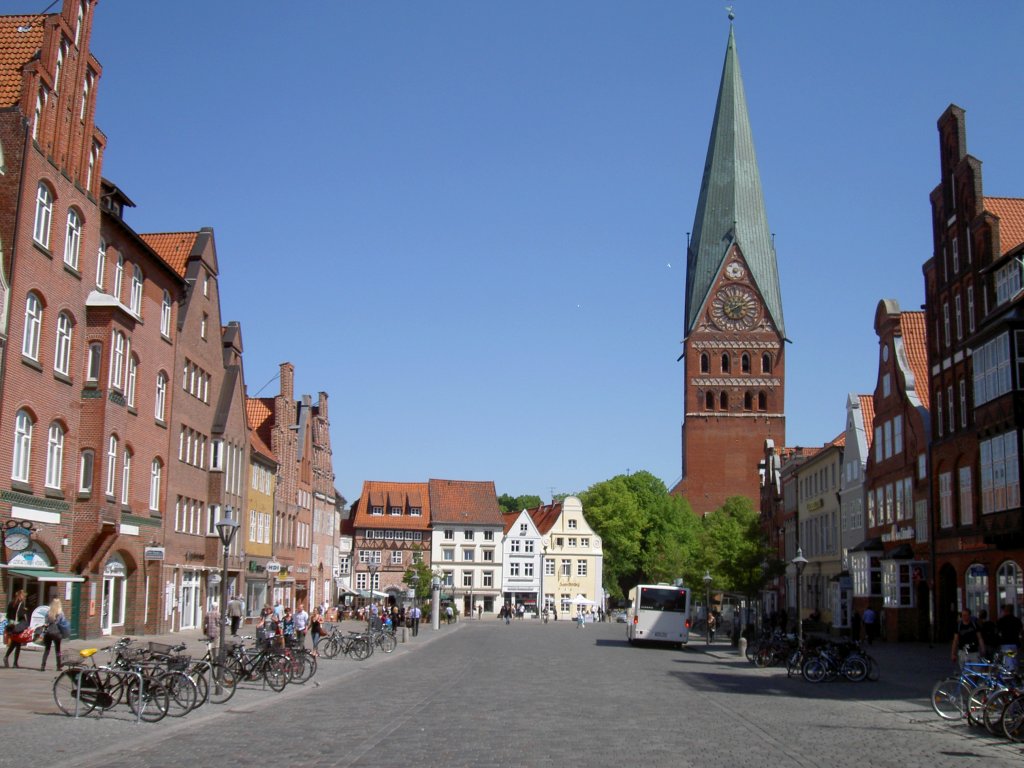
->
[
  {"left": 402, "top": 555, "right": 434, "bottom": 601},
  {"left": 497, "top": 493, "right": 543, "bottom": 515},
  {"left": 702, "top": 496, "right": 775, "bottom": 599}
]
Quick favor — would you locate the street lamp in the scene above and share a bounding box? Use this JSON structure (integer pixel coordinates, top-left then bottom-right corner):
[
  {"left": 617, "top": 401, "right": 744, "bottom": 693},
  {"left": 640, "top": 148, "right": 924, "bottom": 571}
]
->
[
  {"left": 538, "top": 543, "right": 547, "bottom": 621},
  {"left": 703, "top": 570, "right": 713, "bottom": 645},
  {"left": 431, "top": 574, "right": 441, "bottom": 630},
  {"left": 214, "top": 516, "right": 240, "bottom": 663},
  {"left": 792, "top": 547, "right": 808, "bottom": 647},
  {"left": 366, "top": 564, "right": 379, "bottom": 629}
]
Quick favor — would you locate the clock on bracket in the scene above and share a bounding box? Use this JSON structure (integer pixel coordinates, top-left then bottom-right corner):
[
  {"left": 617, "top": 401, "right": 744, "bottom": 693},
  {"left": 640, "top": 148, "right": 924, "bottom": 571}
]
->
[{"left": 710, "top": 285, "right": 760, "bottom": 331}]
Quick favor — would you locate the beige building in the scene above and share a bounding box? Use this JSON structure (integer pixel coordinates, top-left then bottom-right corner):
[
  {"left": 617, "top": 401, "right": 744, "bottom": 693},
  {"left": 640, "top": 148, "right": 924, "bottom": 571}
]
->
[{"left": 527, "top": 497, "right": 604, "bottom": 617}]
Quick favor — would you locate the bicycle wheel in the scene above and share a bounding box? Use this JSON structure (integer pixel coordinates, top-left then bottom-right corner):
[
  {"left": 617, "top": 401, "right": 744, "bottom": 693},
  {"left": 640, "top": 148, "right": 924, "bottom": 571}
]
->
[
  {"left": 207, "top": 663, "right": 238, "bottom": 705},
  {"left": 293, "top": 652, "right": 316, "bottom": 684},
  {"left": 863, "top": 653, "right": 880, "bottom": 681},
  {"left": 127, "top": 676, "right": 170, "bottom": 723},
  {"left": 983, "top": 687, "right": 1013, "bottom": 735},
  {"left": 320, "top": 637, "right": 341, "bottom": 660},
  {"left": 967, "top": 684, "right": 998, "bottom": 727},
  {"left": 842, "top": 657, "right": 869, "bottom": 683},
  {"left": 351, "top": 637, "right": 372, "bottom": 661},
  {"left": 786, "top": 650, "right": 803, "bottom": 678},
  {"left": 1002, "top": 693, "right": 1024, "bottom": 741},
  {"left": 284, "top": 651, "right": 305, "bottom": 683},
  {"left": 261, "top": 656, "right": 288, "bottom": 692},
  {"left": 377, "top": 633, "right": 397, "bottom": 654},
  {"left": 159, "top": 670, "right": 199, "bottom": 717},
  {"left": 188, "top": 667, "right": 209, "bottom": 709},
  {"left": 53, "top": 668, "right": 98, "bottom": 716},
  {"left": 802, "top": 657, "right": 827, "bottom": 683},
  {"left": 931, "top": 677, "right": 969, "bottom": 720}
]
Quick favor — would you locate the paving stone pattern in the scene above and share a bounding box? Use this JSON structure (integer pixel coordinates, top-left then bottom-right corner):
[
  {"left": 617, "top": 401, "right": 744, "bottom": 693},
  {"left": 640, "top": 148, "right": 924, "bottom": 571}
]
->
[{"left": 1, "top": 620, "right": 1023, "bottom": 767}]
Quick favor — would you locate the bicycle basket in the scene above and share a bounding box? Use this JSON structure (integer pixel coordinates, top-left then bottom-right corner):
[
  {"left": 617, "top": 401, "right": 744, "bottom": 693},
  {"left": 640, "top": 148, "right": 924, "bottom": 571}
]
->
[
  {"left": 148, "top": 641, "right": 176, "bottom": 656},
  {"left": 167, "top": 655, "right": 191, "bottom": 671}
]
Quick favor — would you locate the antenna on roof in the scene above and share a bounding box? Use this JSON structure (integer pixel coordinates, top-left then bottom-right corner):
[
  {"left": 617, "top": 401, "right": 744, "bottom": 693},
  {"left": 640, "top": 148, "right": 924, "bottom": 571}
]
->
[
  {"left": 726, "top": 5, "right": 735, "bottom": 21},
  {"left": 16, "top": 0, "right": 61, "bottom": 32},
  {"left": 252, "top": 372, "right": 280, "bottom": 397}
]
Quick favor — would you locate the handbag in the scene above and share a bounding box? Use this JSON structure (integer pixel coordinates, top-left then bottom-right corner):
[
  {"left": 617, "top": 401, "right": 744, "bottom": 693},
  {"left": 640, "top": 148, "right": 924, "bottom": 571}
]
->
[{"left": 12, "top": 626, "right": 35, "bottom": 644}]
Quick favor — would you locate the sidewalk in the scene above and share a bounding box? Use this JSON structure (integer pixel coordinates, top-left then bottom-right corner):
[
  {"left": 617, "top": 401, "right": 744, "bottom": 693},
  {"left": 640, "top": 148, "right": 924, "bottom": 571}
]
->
[{"left": 0, "top": 618, "right": 432, "bottom": 724}]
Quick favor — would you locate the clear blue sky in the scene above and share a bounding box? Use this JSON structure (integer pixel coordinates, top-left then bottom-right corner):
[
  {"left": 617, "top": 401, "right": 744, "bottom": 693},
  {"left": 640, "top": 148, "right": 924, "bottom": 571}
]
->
[{"left": 22, "top": 1, "right": 1024, "bottom": 504}]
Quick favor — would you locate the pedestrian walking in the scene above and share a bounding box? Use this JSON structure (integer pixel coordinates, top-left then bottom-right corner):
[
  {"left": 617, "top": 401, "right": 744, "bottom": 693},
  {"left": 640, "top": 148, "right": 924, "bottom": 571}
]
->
[
  {"left": 862, "top": 606, "right": 878, "bottom": 644},
  {"left": 445, "top": 604, "right": 454, "bottom": 624},
  {"left": 997, "top": 604, "right": 1023, "bottom": 670},
  {"left": 309, "top": 605, "right": 323, "bottom": 656},
  {"left": 39, "top": 598, "right": 68, "bottom": 671},
  {"left": 293, "top": 603, "right": 309, "bottom": 647},
  {"left": 410, "top": 605, "right": 421, "bottom": 636},
  {"left": 951, "top": 609, "right": 984, "bottom": 668},
  {"left": 226, "top": 594, "right": 244, "bottom": 636},
  {"left": 978, "top": 609, "right": 999, "bottom": 660},
  {"left": 4, "top": 589, "right": 29, "bottom": 668}
]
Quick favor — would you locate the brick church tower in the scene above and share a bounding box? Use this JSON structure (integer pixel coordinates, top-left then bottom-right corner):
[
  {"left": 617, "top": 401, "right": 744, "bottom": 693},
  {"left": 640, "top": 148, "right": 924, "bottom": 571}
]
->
[{"left": 673, "top": 22, "right": 786, "bottom": 514}]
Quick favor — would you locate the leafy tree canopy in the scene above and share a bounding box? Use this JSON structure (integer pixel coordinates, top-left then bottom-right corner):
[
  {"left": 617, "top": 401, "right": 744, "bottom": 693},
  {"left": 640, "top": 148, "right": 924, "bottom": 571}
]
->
[{"left": 497, "top": 493, "right": 543, "bottom": 515}]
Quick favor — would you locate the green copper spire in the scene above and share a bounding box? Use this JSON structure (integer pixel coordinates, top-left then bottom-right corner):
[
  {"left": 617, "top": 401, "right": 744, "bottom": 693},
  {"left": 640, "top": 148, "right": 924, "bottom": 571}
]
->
[{"left": 684, "top": 24, "right": 785, "bottom": 337}]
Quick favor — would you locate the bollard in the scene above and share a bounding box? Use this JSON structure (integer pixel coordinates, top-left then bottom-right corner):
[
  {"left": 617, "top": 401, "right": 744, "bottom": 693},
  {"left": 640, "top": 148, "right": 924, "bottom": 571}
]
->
[{"left": 738, "top": 636, "right": 747, "bottom": 658}]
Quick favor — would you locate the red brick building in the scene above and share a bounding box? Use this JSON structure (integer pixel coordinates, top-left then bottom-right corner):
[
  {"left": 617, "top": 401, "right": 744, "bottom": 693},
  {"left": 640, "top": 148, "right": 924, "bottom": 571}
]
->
[
  {"left": 0, "top": 1, "right": 107, "bottom": 633},
  {"left": 674, "top": 24, "right": 786, "bottom": 514},
  {"left": 925, "top": 105, "right": 1024, "bottom": 642},
  {"left": 862, "top": 302, "right": 931, "bottom": 641}
]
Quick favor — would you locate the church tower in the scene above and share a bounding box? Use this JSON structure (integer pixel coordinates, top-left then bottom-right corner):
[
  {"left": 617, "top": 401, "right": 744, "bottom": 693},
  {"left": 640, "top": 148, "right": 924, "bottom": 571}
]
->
[{"left": 673, "top": 21, "right": 786, "bottom": 514}]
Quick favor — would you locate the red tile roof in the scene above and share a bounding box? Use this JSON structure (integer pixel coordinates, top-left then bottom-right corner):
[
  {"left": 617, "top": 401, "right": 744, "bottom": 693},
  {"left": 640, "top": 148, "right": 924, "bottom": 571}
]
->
[
  {"left": 139, "top": 232, "right": 197, "bottom": 277},
  {"left": 0, "top": 16, "right": 44, "bottom": 108},
  {"left": 427, "top": 479, "right": 502, "bottom": 525},
  {"left": 985, "top": 197, "right": 1024, "bottom": 256},
  {"left": 526, "top": 501, "right": 563, "bottom": 536},
  {"left": 246, "top": 397, "right": 274, "bottom": 454},
  {"left": 899, "top": 311, "right": 930, "bottom": 410},
  {"left": 248, "top": 429, "right": 275, "bottom": 463},
  {"left": 830, "top": 432, "right": 846, "bottom": 448},
  {"left": 353, "top": 481, "right": 431, "bottom": 530},
  {"left": 858, "top": 395, "right": 875, "bottom": 449}
]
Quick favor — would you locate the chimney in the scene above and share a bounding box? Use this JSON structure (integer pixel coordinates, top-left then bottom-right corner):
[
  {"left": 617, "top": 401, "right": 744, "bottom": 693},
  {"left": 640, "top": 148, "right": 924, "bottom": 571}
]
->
[{"left": 279, "top": 362, "right": 294, "bottom": 401}]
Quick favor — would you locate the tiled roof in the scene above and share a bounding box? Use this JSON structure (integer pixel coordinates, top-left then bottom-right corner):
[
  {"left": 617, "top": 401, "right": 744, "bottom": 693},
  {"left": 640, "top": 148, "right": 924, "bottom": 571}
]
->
[
  {"left": 502, "top": 511, "right": 523, "bottom": 535},
  {"left": 0, "top": 16, "right": 44, "bottom": 109},
  {"left": 526, "top": 501, "right": 563, "bottom": 536},
  {"left": 354, "top": 481, "right": 431, "bottom": 530},
  {"left": 830, "top": 432, "right": 846, "bottom": 448},
  {"left": 139, "top": 232, "right": 197, "bottom": 277},
  {"left": 985, "top": 197, "right": 1024, "bottom": 256},
  {"left": 900, "top": 311, "right": 930, "bottom": 410},
  {"left": 245, "top": 397, "right": 274, "bottom": 453},
  {"left": 858, "top": 395, "right": 875, "bottom": 449},
  {"left": 248, "top": 429, "right": 275, "bottom": 463},
  {"left": 427, "top": 479, "right": 502, "bottom": 525}
]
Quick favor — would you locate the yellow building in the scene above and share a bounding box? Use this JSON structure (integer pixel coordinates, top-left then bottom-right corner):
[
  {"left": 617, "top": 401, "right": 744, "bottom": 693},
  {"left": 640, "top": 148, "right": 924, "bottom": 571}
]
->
[
  {"left": 244, "top": 428, "right": 277, "bottom": 617},
  {"left": 528, "top": 496, "right": 604, "bottom": 618}
]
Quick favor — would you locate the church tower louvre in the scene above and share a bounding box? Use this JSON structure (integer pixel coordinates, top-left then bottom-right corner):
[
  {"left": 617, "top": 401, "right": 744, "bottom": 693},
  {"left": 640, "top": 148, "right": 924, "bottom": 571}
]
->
[{"left": 672, "top": 21, "right": 786, "bottom": 514}]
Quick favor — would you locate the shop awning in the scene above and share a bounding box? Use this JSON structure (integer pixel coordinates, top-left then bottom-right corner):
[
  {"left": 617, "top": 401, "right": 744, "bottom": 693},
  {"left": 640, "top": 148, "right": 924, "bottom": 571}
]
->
[
  {"left": 6, "top": 568, "right": 86, "bottom": 582},
  {"left": 850, "top": 537, "right": 883, "bottom": 552}
]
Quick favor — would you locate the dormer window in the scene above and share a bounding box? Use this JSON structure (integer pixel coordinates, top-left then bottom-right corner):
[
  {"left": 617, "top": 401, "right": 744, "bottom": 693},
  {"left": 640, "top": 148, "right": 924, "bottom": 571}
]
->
[
  {"left": 370, "top": 505, "right": 383, "bottom": 516},
  {"left": 409, "top": 506, "right": 422, "bottom": 516},
  {"left": 389, "top": 506, "right": 402, "bottom": 516}
]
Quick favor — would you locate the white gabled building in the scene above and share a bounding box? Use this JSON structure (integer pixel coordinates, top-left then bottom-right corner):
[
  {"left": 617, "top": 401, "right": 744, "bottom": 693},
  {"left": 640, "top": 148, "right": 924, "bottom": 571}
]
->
[
  {"left": 527, "top": 496, "right": 604, "bottom": 618},
  {"left": 501, "top": 509, "right": 543, "bottom": 615}
]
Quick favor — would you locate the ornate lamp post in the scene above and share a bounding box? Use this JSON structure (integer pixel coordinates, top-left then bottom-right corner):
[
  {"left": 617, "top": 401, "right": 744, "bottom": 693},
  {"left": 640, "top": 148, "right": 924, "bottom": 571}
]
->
[
  {"left": 214, "top": 516, "right": 239, "bottom": 663},
  {"left": 792, "top": 548, "right": 808, "bottom": 646},
  {"left": 703, "top": 570, "right": 713, "bottom": 646}
]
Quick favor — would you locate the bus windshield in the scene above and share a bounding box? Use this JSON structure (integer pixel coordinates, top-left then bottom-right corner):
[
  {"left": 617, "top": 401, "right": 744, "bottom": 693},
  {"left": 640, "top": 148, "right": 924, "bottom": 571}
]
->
[{"left": 638, "top": 587, "right": 688, "bottom": 612}]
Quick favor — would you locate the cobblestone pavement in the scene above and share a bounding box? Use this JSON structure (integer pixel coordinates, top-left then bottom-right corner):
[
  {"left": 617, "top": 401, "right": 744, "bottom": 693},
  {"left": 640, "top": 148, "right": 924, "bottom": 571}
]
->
[{"left": 2, "top": 620, "right": 1023, "bottom": 767}]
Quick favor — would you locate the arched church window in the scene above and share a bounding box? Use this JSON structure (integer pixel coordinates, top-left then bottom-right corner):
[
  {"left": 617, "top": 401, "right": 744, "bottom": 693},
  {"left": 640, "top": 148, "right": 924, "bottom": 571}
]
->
[
  {"left": 705, "top": 391, "right": 714, "bottom": 410},
  {"left": 700, "top": 353, "right": 709, "bottom": 373},
  {"left": 743, "top": 392, "right": 753, "bottom": 411},
  {"left": 741, "top": 353, "right": 750, "bottom": 373},
  {"left": 758, "top": 391, "right": 767, "bottom": 411},
  {"left": 762, "top": 353, "right": 772, "bottom": 374},
  {"left": 719, "top": 392, "right": 729, "bottom": 410},
  {"left": 721, "top": 354, "right": 731, "bottom": 374}
]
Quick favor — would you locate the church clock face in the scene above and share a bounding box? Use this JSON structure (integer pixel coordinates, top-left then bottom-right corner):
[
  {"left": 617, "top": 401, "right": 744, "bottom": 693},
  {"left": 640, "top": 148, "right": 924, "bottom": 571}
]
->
[{"left": 710, "top": 285, "right": 760, "bottom": 331}]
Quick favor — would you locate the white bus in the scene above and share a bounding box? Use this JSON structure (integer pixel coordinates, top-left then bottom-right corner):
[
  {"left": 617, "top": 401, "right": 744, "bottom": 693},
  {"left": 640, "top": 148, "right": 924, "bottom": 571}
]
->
[{"left": 625, "top": 583, "right": 690, "bottom": 647}]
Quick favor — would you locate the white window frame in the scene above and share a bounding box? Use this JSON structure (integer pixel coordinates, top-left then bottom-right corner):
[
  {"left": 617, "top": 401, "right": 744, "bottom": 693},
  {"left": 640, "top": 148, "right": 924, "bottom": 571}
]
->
[
  {"left": 121, "top": 449, "right": 131, "bottom": 505},
  {"left": 106, "top": 435, "right": 117, "bottom": 497},
  {"left": 64, "top": 208, "right": 81, "bottom": 269},
  {"left": 95, "top": 240, "right": 106, "bottom": 289},
  {"left": 109, "top": 331, "right": 125, "bottom": 389},
  {"left": 155, "top": 372, "right": 167, "bottom": 422},
  {"left": 44, "top": 422, "right": 64, "bottom": 489},
  {"left": 129, "top": 265, "right": 143, "bottom": 316},
  {"left": 54, "top": 312, "right": 73, "bottom": 376},
  {"left": 126, "top": 355, "right": 138, "bottom": 407},
  {"left": 22, "top": 293, "right": 43, "bottom": 361},
  {"left": 160, "top": 291, "right": 172, "bottom": 337},
  {"left": 79, "top": 450, "right": 94, "bottom": 495},
  {"left": 12, "top": 410, "right": 33, "bottom": 483},
  {"left": 33, "top": 183, "right": 52, "bottom": 248},
  {"left": 149, "top": 459, "right": 161, "bottom": 512}
]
